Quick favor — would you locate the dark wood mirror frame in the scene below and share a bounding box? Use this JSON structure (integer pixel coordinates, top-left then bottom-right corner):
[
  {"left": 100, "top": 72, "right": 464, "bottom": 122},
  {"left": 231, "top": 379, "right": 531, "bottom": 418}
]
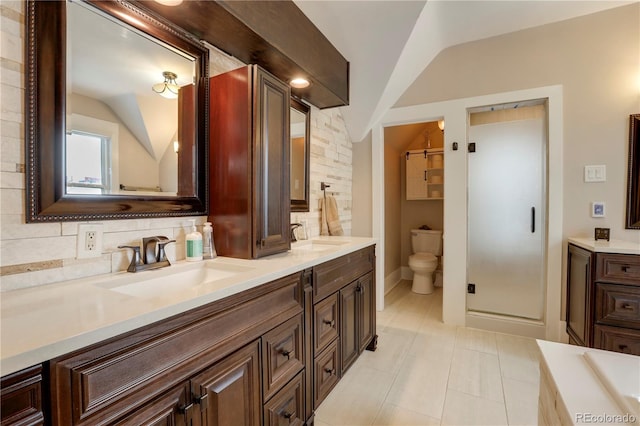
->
[
  {"left": 626, "top": 113, "right": 640, "bottom": 229},
  {"left": 25, "top": 0, "right": 209, "bottom": 222},
  {"left": 290, "top": 97, "right": 310, "bottom": 212}
]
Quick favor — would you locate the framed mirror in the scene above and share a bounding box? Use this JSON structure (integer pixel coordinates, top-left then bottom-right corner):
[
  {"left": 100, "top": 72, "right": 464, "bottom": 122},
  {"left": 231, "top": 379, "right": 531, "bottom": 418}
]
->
[
  {"left": 26, "top": 0, "right": 209, "bottom": 222},
  {"left": 626, "top": 113, "right": 640, "bottom": 229},
  {"left": 290, "top": 98, "right": 310, "bottom": 212}
]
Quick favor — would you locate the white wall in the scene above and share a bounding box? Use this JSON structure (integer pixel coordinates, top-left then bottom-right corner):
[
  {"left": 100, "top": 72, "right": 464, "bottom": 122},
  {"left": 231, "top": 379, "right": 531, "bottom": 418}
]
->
[{"left": 0, "top": 4, "right": 353, "bottom": 291}]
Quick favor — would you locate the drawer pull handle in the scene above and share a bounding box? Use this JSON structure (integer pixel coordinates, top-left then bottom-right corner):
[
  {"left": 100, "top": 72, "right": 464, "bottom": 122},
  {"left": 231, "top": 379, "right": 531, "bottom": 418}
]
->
[
  {"left": 323, "top": 319, "right": 335, "bottom": 327},
  {"left": 282, "top": 411, "right": 293, "bottom": 419},
  {"left": 622, "top": 303, "right": 635, "bottom": 310},
  {"left": 279, "top": 349, "right": 291, "bottom": 360},
  {"left": 622, "top": 266, "right": 631, "bottom": 273},
  {"left": 324, "top": 367, "right": 336, "bottom": 375},
  {"left": 619, "top": 344, "right": 629, "bottom": 351}
]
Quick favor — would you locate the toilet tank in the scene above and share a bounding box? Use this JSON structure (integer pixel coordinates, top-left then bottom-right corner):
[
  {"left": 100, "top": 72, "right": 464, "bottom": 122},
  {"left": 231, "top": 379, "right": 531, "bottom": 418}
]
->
[{"left": 411, "top": 229, "right": 442, "bottom": 255}]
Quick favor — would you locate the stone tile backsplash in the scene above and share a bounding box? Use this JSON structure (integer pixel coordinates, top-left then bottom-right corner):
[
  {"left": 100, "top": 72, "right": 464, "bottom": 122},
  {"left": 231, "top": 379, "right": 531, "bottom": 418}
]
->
[{"left": 0, "top": 3, "right": 352, "bottom": 291}]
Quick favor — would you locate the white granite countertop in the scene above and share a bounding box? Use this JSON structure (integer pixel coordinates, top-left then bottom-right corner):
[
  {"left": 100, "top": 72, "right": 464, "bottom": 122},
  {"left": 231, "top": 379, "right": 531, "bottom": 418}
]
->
[
  {"left": 537, "top": 340, "right": 640, "bottom": 425},
  {"left": 568, "top": 237, "right": 640, "bottom": 255},
  {"left": 0, "top": 236, "right": 376, "bottom": 377}
]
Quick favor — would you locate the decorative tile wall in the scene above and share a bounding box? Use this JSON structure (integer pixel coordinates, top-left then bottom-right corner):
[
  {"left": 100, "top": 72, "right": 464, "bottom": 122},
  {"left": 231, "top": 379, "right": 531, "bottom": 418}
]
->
[{"left": 0, "top": 3, "right": 353, "bottom": 292}]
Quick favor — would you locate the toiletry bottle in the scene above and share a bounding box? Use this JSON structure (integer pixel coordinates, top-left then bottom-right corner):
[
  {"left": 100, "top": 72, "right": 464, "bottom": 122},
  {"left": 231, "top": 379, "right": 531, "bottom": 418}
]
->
[
  {"left": 185, "top": 220, "right": 203, "bottom": 261},
  {"left": 202, "top": 222, "right": 217, "bottom": 259}
]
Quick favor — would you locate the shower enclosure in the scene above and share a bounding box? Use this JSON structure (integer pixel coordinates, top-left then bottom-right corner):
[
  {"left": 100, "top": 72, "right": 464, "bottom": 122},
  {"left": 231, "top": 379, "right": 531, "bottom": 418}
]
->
[{"left": 467, "top": 102, "right": 547, "bottom": 320}]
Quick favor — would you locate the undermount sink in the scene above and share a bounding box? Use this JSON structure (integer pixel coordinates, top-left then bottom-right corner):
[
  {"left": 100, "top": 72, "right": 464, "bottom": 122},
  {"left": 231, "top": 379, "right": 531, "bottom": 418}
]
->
[
  {"left": 94, "top": 261, "right": 254, "bottom": 299},
  {"left": 291, "top": 239, "right": 350, "bottom": 253}
]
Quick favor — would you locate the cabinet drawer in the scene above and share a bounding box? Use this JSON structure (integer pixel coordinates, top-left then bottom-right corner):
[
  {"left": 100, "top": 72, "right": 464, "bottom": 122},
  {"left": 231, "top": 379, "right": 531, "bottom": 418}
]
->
[
  {"left": 593, "top": 325, "right": 640, "bottom": 355},
  {"left": 314, "top": 339, "right": 339, "bottom": 409},
  {"left": 314, "top": 247, "right": 374, "bottom": 301},
  {"left": 0, "top": 365, "right": 44, "bottom": 426},
  {"left": 314, "top": 293, "right": 339, "bottom": 354},
  {"left": 596, "top": 253, "right": 640, "bottom": 285},
  {"left": 595, "top": 283, "right": 640, "bottom": 329},
  {"left": 264, "top": 371, "right": 305, "bottom": 426},
  {"left": 262, "top": 314, "right": 304, "bottom": 401}
]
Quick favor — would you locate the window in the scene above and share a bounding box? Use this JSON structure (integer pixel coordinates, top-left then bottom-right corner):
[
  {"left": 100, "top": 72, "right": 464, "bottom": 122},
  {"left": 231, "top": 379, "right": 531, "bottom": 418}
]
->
[{"left": 66, "top": 131, "right": 111, "bottom": 194}]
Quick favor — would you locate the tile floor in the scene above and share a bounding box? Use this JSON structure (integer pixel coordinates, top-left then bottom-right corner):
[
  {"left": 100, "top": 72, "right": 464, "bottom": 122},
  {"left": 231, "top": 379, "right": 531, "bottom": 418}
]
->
[{"left": 314, "top": 281, "right": 541, "bottom": 426}]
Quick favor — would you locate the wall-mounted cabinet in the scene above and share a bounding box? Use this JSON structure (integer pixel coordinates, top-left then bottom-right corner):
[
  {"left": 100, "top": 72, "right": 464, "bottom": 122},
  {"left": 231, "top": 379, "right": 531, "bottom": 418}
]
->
[
  {"left": 406, "top": 149, "right": 444, "bottom": 200},
  {"left": 209, "top": 65, "right": 291, "bottom": 259}
]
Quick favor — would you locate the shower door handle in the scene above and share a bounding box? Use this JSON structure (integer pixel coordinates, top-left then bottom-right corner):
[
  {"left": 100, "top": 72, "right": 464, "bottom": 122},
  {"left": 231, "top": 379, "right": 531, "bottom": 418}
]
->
[{"left": 531, "top": 207, "right": 535, "bottom": 233}]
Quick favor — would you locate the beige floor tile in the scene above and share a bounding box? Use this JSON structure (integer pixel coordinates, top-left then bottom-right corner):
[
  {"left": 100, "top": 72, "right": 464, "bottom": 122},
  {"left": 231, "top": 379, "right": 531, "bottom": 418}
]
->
[
  {"left": 456, "top": 327, "right": 498, "bottom": 354},
  {"left": 496, "top": 333, "right": 540, "bottom": 383},
  {"left": 385, "top": 353, "right": 451, "bottom": 419},
  {"left": 447, "top": 348, "right": 504, "bottom": 402},
  {"left": 372, "top": 402, "right": 440, "bottom": 426},
  {"left": 314, "top": 420, "right": 333, "bottom": 426},
  {"left": 315, "top": 363, "right": 395, "bottom": 426},
  {"left": 441, "top": 389, "right": 508, "bottom": 426},
  {"left": 357, "top": 327, "right": 415, "bottom": 374},
  {"left": 503, "top": 377, "right": 539, "bottom": 426}
]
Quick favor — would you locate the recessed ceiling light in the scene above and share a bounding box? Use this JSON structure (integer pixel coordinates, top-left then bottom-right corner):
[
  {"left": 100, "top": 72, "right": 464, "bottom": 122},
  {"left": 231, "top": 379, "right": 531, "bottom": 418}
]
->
[
  {"left": 154, "top": 0, "right": 183, "bottom": 5},
  {"left": 290, "top": 78, "right": 310, "bottom": 89}
]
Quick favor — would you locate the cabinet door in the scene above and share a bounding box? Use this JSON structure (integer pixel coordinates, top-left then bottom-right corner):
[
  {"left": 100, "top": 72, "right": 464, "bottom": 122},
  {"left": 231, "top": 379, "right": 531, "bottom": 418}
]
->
[
  {"left": 566, "top": 244, "right": 593, "bottom": 346},
  {"left": 340, "top": 281, "right": 359, "bottom": 372},
  {"left": 191, "top": 341, "right": 261, "bottom": 426},
  {"left": 358, "top": 273, "right": 375, "bottom": 353},
  {"left": 253, "top": 66, "right": 291, "bottom": 258},
  {"left": 113, "top": 383, "right": 190, "bottom": 426},
  {"left": 406, "top": 154, "right": 428, "bottom": 200}
]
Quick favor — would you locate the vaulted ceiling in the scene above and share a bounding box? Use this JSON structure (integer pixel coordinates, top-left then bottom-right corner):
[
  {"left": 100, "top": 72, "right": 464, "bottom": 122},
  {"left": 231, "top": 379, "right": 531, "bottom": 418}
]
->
[{"left": 294, "top": 0, "right": 634, "bottom": 142}]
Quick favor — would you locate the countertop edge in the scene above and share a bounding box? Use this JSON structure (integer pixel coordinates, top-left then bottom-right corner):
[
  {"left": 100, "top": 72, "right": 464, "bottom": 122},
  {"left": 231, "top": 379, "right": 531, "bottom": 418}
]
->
[{"left": 568, "top": 237, "right": 640, "bottom": 255}]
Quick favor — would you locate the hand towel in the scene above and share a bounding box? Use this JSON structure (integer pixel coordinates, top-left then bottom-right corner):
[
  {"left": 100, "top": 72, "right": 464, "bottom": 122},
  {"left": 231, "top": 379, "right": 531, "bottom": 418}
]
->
[{"left": 320, "top": 195, "right": 343, "bottom": 236}]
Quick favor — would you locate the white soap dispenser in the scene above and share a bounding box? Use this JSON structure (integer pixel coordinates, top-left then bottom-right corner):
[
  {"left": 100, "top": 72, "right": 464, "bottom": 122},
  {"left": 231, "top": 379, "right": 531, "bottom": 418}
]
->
[{"left": 185, "top": 220, "right": 203, "bottom": 261}]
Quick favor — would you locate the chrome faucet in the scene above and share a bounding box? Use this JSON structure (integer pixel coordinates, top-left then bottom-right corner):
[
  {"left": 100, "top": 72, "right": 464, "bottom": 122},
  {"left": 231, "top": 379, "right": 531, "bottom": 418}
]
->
[
  {"left": 290, "top": 223, "right": 302, "bottom": 242},
  {"left": 118, "top": 236, "right": 175, "bottom": 273}
]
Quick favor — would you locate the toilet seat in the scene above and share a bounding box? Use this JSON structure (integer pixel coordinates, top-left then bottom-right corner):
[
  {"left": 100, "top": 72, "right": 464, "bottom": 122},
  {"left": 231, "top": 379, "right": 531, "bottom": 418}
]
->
[{"left": 409, "top": 253, "right": 437, "bottom": 268}]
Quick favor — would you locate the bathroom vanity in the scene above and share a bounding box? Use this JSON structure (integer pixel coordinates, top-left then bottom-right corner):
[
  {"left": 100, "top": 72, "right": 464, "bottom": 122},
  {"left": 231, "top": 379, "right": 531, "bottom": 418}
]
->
[
  {"left": 566, "top": 238, "right": 640, "bottom": 355},
  {"left": 0, "top": 238, "right": 376, "bottom": 425}
]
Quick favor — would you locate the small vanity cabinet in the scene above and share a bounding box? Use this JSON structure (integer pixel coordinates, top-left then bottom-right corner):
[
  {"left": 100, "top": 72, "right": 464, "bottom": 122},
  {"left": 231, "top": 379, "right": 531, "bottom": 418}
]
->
[
  {"left": 566, "top": 239, "right": 640, "bottom": 355},
  {"left": 209, "top": 65, "right": 291, "bottom": 259}
]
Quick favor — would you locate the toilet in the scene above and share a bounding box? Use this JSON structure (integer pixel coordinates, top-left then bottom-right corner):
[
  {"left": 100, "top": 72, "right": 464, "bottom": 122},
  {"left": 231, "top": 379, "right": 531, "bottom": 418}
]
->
[{"left": 408, "top": 229, "right": 442, "bottom": 294}]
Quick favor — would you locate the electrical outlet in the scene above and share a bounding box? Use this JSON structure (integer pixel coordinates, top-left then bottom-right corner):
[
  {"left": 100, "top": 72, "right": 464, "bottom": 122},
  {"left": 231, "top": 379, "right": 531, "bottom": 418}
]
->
[{"left": 77, "top": 224, "right": 103, "bottom": 259}]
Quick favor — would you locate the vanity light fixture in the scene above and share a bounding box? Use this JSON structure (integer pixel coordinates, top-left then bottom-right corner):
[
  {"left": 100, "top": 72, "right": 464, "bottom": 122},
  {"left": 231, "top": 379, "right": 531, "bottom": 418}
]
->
[
  {"left": 438, "top": 119, "right": 445, "bottom": 131},
  {"left": 173, "top": 141, "right": 179, "bottom": 153},
  {"left": 152, "top": 71, "right": 180, "bottom": 99},
  {"left": 290, "top": 77, "right": 310, "bottom": 89}
]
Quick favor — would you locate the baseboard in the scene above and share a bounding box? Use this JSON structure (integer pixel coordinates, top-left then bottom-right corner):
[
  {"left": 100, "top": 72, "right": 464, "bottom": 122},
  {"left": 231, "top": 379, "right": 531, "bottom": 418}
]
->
[
  {"left": 384, "top": 268, "right": 402, "bottom": 295},
  {"left": 466, "top": 311, "right": 546, "bottom": 339}
]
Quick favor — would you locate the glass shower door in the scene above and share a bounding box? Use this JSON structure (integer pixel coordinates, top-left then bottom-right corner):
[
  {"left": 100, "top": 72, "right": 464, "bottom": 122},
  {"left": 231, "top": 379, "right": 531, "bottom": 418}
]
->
[{"left": 467, "top": 116, "right": 546, "bottom": 320}]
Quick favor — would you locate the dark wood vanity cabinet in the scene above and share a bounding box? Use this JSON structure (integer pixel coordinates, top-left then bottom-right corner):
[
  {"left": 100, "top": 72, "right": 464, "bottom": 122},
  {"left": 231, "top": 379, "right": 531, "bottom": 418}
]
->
[
  {"left": 209, "top": 64, "right": 291, "bottom": 259},
  {"left": 312, "top": 246, "right": 377, "bottom": 408},
  {"left": 2, "top": 246, "right": 377, "bottom": 425},
  {"left": 47, "top": 273, "right": 303, "bottom": 425},
  {"left": 566, "top": 243, "right": 640, "bottom": 355},
  {"left": 0, "top": 365, "right": 44, "bottom": 426}
]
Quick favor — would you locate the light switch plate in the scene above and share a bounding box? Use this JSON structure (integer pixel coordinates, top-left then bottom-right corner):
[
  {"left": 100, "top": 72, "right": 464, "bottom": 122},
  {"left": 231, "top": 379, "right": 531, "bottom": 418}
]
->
[{"left": 584, "top": 165, "right": 606, "bottom": 182}]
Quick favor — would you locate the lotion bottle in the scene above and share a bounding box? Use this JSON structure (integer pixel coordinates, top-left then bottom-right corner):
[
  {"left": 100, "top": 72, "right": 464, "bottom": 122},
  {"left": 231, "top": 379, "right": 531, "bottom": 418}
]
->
[
  {"left": 202, "top": 222, "right": 217, "bottom": 259},
  {"left": 185, "top": 220, "right": 203, "bottom": 261}
]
